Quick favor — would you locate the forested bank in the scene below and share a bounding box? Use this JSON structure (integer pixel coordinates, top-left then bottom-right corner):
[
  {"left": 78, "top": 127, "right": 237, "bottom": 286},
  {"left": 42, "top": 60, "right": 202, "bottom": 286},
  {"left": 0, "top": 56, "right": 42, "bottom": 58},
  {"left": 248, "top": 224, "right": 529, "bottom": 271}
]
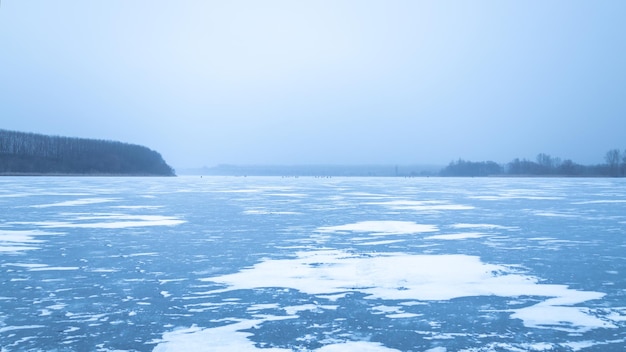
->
[
  {"left": 0, "top": 129, "right": 175, "bottom": 176},
  {"left": 440, "top": 151, "right": 626, "bottom": 177}
]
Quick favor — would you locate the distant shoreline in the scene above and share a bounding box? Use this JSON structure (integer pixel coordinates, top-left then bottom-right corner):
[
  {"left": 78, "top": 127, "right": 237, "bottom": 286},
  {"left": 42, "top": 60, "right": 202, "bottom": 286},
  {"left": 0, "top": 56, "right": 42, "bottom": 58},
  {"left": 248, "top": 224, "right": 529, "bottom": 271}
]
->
[
  {"left": 1, "top": 172, "right": 619, "bottom": 178},
  {"left": 0, "top": 172, "right": 175, "bottom": 177},
  {"left": 0, "top": 129, "right": 176, "bottom": 176}
]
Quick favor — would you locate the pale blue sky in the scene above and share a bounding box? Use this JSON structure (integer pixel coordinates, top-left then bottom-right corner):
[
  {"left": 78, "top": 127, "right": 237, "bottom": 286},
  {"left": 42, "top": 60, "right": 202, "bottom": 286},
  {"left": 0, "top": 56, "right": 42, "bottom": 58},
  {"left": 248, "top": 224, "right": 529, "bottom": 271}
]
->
[{"left": 1, "top": 1, "right": 625, "bottom": 168}]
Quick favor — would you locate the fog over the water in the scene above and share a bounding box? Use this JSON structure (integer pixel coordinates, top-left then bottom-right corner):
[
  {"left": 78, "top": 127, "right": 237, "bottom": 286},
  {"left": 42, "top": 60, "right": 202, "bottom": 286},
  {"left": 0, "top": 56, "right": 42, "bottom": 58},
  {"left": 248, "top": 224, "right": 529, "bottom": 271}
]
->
[{"left": 1, "top": 1, "right": 625, "bottom": 168}]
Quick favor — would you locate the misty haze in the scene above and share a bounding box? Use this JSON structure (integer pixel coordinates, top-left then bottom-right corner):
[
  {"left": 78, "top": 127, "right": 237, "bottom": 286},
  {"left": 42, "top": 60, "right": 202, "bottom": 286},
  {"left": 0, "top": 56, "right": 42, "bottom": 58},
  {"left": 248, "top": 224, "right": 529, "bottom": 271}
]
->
[{"left": 1, "top": 1, "right": 626, "bottom": 351}]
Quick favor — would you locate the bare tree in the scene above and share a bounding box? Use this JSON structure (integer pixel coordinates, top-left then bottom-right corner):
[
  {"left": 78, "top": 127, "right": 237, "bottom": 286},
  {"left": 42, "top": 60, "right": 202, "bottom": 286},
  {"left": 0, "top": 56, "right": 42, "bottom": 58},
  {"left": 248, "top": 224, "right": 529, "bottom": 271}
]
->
[
  {"left": 622, "top": 149, "right": 626, "bottom": 177},
  {"left": 605, "top": 149, "right": 621, "bottom": 177}
]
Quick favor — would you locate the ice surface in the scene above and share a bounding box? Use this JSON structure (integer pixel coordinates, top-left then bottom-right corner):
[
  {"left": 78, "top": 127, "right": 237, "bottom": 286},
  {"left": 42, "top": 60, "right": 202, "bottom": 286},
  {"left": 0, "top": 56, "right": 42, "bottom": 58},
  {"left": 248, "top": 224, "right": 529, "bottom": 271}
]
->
[{"left": 1, "top": 176, "right": 625, "bottom": 351}]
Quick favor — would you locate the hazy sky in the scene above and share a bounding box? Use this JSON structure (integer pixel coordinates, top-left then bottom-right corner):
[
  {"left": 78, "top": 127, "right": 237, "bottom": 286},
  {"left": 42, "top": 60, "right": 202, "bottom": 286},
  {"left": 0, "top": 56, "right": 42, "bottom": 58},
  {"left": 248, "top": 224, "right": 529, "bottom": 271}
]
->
[{"left": 1, "top": 1, "right": 625, "bottom": 168}]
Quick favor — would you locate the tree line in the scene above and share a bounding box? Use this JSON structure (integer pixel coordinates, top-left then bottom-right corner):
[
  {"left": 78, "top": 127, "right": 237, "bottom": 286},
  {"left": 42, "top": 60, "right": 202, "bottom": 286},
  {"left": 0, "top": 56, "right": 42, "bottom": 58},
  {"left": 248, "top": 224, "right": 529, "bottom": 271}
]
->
[
  {"left": 0, "top": 129, "right": 175, "bottom": 176},
  {"left": 440, "top": 150, "right": 626, "bottom": 177}
]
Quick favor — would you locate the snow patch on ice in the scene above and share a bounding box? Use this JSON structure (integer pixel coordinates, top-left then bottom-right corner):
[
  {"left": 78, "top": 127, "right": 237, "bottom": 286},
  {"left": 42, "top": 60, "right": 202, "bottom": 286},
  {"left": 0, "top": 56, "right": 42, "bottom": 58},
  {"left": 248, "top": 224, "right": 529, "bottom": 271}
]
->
[
  {"left": 317, "top": 221, "right": 438, "bottom": 236},
  {"left": 30, "top": 198, "right": 118, "bottom": 208},
  {"left": 534, "top": 211, "right": 578, "bottom": 218},
  {"left": 243, "top": 209, "right": 301, "bottom": 215},
  {"left": 152, "top": 320, "right": 292, "bottom": 352},
  {"left": 283, "top": 304, "right": 337, "bottom": 315},
  {"left": 153, "top": 319, "right": 402, "bottom": 352},
  {"left": 425, "top": 233, "right": 486, "bottom": 240},
  {"left": 200, "top": 250, "right": 613, "bottom": 333},
  {"left": 316, "top": 341, "right": 401, "bottom": 351},
  {"left": 20, "top": 213, "right": 185, "bottom": 228},
  {"left": 111, "top": 205, "right": 164, "bottom": 209},
  {"left": 355, "top": 239, "right": 405, "bottom": 246},
  {"left": 28, "top": 266, "right": 79, "bottom": 271},
  {"left": 247, "top": 303, "right": 281, "bottom": 312},
  {"left": 424, "top": 348, "right": 447, "bottom": 352},
  {"left": 450, "top": 223, "right": 517, "bottom": 230},
  {"left": 0, "top": 325, "right": 45, "bottom": 333},
  {"left": 371, "top": 305, "right": 421, "bottom": 318},
  {"left": 0, "top": 229, "right": 63, "bottom": 253},
  {"left": 572, "top": 200, "right": 626, "bottom": 204},
  {"left": 369, "top": 200, "right": 474, "bottom": 211}
]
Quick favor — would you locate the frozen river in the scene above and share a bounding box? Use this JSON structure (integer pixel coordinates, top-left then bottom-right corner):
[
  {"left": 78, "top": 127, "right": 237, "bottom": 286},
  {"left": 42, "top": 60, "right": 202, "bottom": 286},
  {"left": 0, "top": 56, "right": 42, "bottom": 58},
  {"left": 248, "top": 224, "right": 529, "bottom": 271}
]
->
[{"left": 1, "top": 176, "right": 625, "bottom": 351}]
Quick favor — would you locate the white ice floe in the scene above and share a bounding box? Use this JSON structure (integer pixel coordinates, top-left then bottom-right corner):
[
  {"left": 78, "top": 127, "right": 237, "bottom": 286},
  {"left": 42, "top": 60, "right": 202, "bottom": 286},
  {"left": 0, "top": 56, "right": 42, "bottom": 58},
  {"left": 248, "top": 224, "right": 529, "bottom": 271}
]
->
[
  {"left": 371, "top": 305, "right": 420, "bottom": 318},
  {"left": 90, "top": 268, "right": 118, "bottom": 273},
  {"left": 283, "top": 304, "right": 337, "bottom": 316},
  {"left": 243, "top": 209, "right": 301, "bottom": 215},
  {"left": 153, "top": 319, "right": 401, "bottom": 352},
  {"left": 0, "top": 229, "right": 62, "bottom": 253},
  {"left": 127, "top": 252, "right": 159, "bottom": 257},
  {"left": 266, "top": 193, "right": 308, "bottom": 198},
  {"left": 424, "top": 348, "right": 447, "bottom": 352},
  {"left": 533, "top": 211, "right": 578, "bottom": 218},
  {"left": 355, "top": 239, "right": 405, "bottom": 246},
  {"left": 425, "top": 233, "right": 486, "bottom": 240},
  {"left": 387, "top": 312, "right": 421, "bottom": 318},
  {"left": 368, "top": 200, "right": 474, "bottom": 211},
  {"left": 572, "top": 200, "right": 626, "bottom": 204},
  {"left": 0, "top": 325, "right": 45, "bottom": 333},
  {"left": 200, "top": 250, "right": 614, "bottom": 333},
  {"left": 28, "top": 266, "right": 79, "bottom": 271},
  {"left": 213, "top": 189, "right": 261, "bottom": 193},
  {"left": 247, "top": 303, "right": 281, "bottom": 312},
  {"left": 19, "top": 214, "right": 185, "bottom": 229},
  {"left": 111, "top": 205, "right": 165, "bottom": 209},
  {"left": 30, "top": 198, "right": 118, "bottom": 208},
  {"left": 153, "top": 320, "right": 292, "bottom": 352},
  {"left": 0, "top": 245, "right": 40, "bottom": 253},
  {"left": 315, "top": 341, "right": 401, "bottom": 352},
  {"left": 469, "top": 193, "right": 563, "bottom": 201},
  {"left": 317, "top": 221, "right": 438, "bottom": 236},
  {"left": 450, "top": 223, "right": 517, "bottom": 230},
  {"left": 372, "top": 305, "right": 403, "bottom": 314}
]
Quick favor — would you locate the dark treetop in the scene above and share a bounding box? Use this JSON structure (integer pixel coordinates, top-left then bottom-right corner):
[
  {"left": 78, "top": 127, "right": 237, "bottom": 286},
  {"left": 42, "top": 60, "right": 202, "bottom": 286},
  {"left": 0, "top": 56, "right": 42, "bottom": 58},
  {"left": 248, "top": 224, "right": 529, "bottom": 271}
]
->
[{"left": 0, "top": 129, "right": 175, "bottom": 176}]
